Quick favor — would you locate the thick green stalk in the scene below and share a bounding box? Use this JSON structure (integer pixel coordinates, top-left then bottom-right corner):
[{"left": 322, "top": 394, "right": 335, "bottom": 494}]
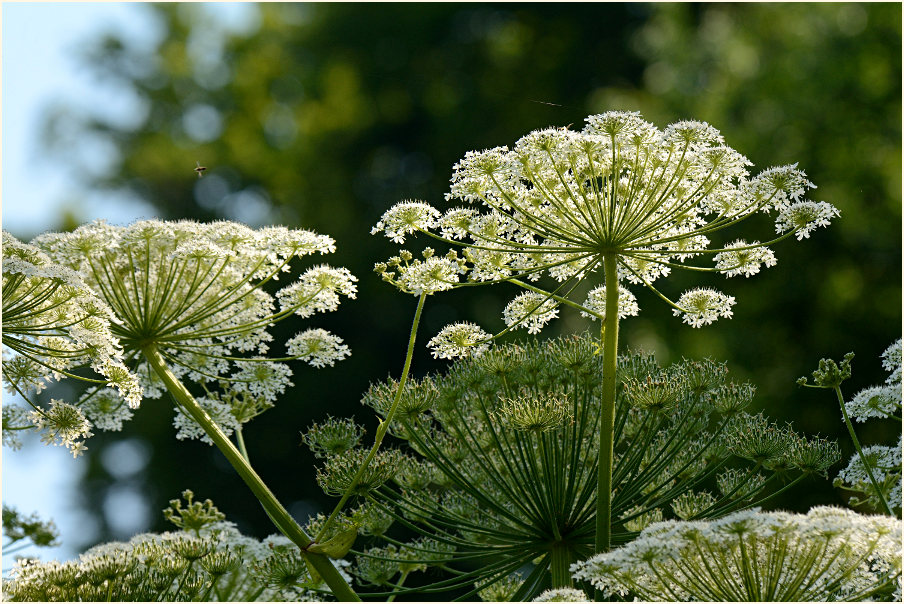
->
[
  {"left": 834, "top": 385, "right": 893, "bottom": 515},
  {"left": 549, "top": 544, "right": 574, "bottom": 588},
  {"left": 316, "top": 291, "right": 428, "bottom": 541},
  {"left": 595, "top": 253, "right": 620, "bottom": 553},
  {"left": 142, "top": 344, "right": 360, "bottom": 601}
]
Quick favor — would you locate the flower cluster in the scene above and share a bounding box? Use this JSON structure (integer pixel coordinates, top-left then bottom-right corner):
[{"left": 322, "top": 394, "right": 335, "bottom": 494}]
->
[
  {"left": 495, "top": 392, "right": 572, "bottom": 433},
  {"left": 334, "top": 332, "right": 838, "bottom": 599},
  {"left": 2, "top": 491, "right": 348, "bottom": 602},
  {"left": 25, "top": 220, "right": 355, "bottom": 442},
  {"left": 372, "top": 111, "right": 837, "bottom": 348},
  {"left": 581, "top": 285, "right": 639, "bottom": 321},
  {"left": 2, "top": 232, "right": 142, "bottom": 455},
  {"left": 836, "top": 438, "right": 903, "bottom": 513},
  {"left": 571, "top": 506, "right": 902, "bottom": 602},
  {"left": 426, "top": 322, "right": 492, "bottom": 359},
  {"left": 846, "top": 339, "right": 902, "bottom": 423},
  {"left": 834, "top": 339, "right": 902, "bottom": 513},
  {"left": 502, "top": 291, "right": 560, "bottom": 334},
  {"left": 374, "top": 248, "right": 467, "bottom": 296},
  {"left": 533, "top": 587, "right": 589, "bottom": 602}
]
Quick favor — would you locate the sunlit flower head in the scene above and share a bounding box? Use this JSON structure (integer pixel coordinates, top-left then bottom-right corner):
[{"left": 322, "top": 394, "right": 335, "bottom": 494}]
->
[
  {"left": 2, "top": 232, "right": 144, "bottom": 456},
  {"left": 29, "top": 220, "right": 355, "bottom": 437},
  {"left": 2, "top": 232, "right": 142, "bottom": 403},
  {"left": 372, "top": 111, "right": 837, "bottom": 337},
  {"left": 427, "top": 322, "right": 491, "bottom": 359},
  {"left": 581, "top": 285, "right": 639, "bottom": 321},
  {"left": 503, "top": 291, "right": 559, "bottom": 334},
  {"left": 287, "top": 328, "right": 351, "bottom": 368},
  {"left": 673, "top": 288, "right": 736, "bottom": 327}
]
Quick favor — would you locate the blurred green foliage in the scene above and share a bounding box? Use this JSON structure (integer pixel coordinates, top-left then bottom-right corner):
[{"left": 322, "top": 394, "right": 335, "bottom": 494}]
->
[{"left": 37, "top": 2, "right": 900, "bottom": 559}]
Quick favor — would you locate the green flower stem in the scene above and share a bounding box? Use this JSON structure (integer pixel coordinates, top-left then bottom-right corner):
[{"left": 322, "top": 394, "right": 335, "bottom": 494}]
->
[
  {"left": 315, "top": 291, "right": 428, "bottom": 542},
  {"left": 235, "top": 425, "right": 250, "bottom": 462},
  {"left": 595, "top": 253, "right": 621, "bottom": 553},
  {"left": 142, "top": 344, "right": 361, "bottom": 602},
  {"left": 387, "top": 570, "right": 410, "bottom": 602},
  {"left": 834, "top": 385, "right": 893, "bottom": 515},
  {"left": 549, "top": 544, "right": 574, "bottom": 588}
]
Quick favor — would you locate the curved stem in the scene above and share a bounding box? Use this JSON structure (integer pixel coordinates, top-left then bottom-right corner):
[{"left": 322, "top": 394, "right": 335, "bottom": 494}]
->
[
  {"left": 595, "top": 253, "right": 621, "bottom": 553},
  {"left": 315, "top": 292, "right": 428, "bottom": 542},
  {"left": 834, "top": 385, "right": 893, "bottom": 515},
  {"left": 141, "top": 343, "right": 360, "bottom": 601}
]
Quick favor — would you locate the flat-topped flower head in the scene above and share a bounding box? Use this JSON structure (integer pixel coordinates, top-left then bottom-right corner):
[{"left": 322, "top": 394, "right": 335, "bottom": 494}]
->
[
  {"left": 427, "top": 322, "right": 491, "bottom": 359},
  {"left": 370, "top": 201, "right": 441, "bottom": 244},
  {"left": 503, "top": 292, "right": 559, "bottom": 334},
  {"left": 714, "top": 240, "right": 777, "bottom": 277},
  {"left": 28, "top": 220, "right": 355, "bottom": 439},
  {"left": 287, "top": 328, "right": 351, "bottom": 368},
  {"left": 673, "top": 288, "right": 736, "bottom": 327},
  {"left": 581, "top": 285, "right": 639, "bottom": 321},
  {"left": 372, "top": 111, "right": 837, "bottom": 338}
]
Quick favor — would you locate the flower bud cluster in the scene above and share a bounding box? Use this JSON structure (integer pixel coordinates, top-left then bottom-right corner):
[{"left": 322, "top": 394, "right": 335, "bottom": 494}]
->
[
  {"left": 798, "top": 351, "right": 855, "bottom": 389},
  {"left": 356, "top": 332, "right": 837, "bottom": 598},
  {"left": 316, "top": 448, "right": 405, "bottom": 497},
  {"left": 302, "top": 416, "right": 364, "bottom": 459},
  {"left": 495, "top": 392, "right": 572, "bottom": 433}
]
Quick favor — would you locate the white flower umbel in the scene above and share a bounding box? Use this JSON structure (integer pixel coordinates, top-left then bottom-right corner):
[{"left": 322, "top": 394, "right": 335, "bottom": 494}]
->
[
  {"left": 503, "top": 291, "right": 559, "bottom": 334},
  {"left": 673, "top": 288, "right": 736, "bottom": 327},
  {"left": 533, "top": 587, "right": 589, "bottom": 602},
  {"left": 373, "top": 112, "right": 836, "bottom": 335},
  {"left": 31, "top": 220, "right": 355, "bottom": 424},
  {"left": 29, "top": 400, "right": 93, "bottom": 458},
  {"left": 372, "top": 111, "right": 838, "bottom": 554},
  {"left": 571, "top": 506, "right": 903, "bottom": 602},
  {"left": 836, "top": 438, "right": 903, "bottom": 512},
  {"left": 845, "top": 385, "right": 901, "bottom": 422},
  {"left": 287, "top": 328, "right": 351, "bottom": 368},
  {"left": 27, "top": 219, "right": 360, "bottom": 599},
  {"left": 427, "top": 322, "right": 491, "bottom": 359},
  {"left": 581, "top": 285, "right": 639, "bottom": 321},
  {"left": 2, "top": 232, "right": 143, "bottom": 456},
  {"left": 775, "top": 200, "right": 840, "bottom": 240},
  {"left": 715, "top": 239, "right": 777, "bottom": 277},
  {"left": 370, "top": 201, "right": 441, "bottom": 244},
  {"left": 882, "top": 339, "right": 902, "bottom": 385}
]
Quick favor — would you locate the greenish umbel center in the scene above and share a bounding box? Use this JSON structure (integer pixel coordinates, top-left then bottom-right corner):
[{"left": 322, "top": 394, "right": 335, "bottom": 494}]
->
[{"left": 309, "top": 332, "right": 840, "bottom": 600}]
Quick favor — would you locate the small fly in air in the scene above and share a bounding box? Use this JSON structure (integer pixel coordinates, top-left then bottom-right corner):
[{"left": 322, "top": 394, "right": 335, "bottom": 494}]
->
[{"left": 194, "top": 161, "right": 207, "bottom": 178}]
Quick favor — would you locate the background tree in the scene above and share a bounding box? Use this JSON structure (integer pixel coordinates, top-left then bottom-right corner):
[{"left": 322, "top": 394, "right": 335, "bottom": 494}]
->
[{"left": 31, "top": 2, "right": 901, "bottom": 565}]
